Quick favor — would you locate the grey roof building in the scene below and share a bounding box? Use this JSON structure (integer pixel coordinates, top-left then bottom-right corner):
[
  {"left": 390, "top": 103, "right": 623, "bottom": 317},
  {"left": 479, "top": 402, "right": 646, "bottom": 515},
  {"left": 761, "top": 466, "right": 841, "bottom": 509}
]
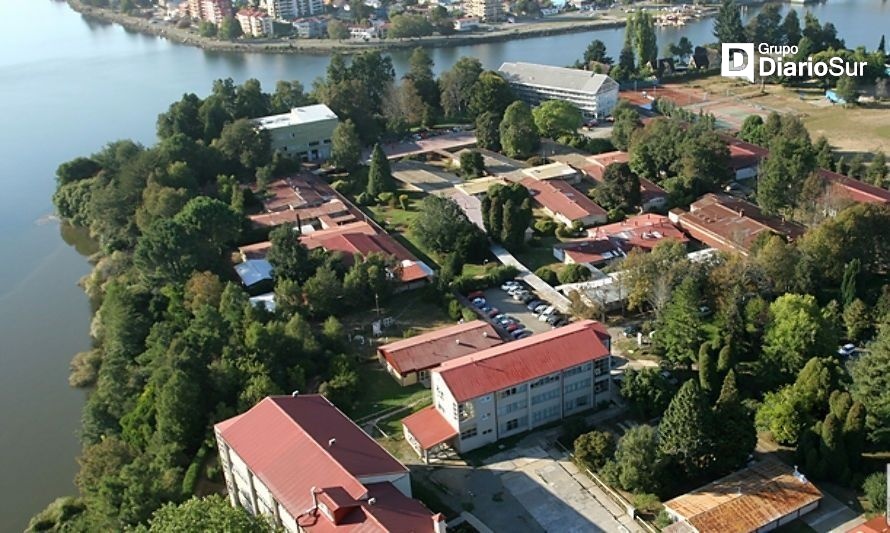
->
[{"left": 498, "top": 62, "right": 619, "bottom": 118}]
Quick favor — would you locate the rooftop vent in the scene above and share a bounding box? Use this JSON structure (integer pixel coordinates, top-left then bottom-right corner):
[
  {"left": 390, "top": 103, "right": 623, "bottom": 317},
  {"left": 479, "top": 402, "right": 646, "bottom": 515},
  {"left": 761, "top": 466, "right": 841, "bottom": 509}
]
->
[
  {"left": 368, "top": 498, "right": 377, "bottom": 506},
  {"left": 328, "top": 438, "right": 336, "bottom": 447}
]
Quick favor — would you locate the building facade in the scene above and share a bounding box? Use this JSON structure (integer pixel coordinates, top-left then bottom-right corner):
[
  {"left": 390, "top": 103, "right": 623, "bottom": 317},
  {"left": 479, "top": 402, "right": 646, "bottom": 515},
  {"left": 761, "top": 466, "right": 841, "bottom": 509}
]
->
[
  {"left": 188, "top": 0, "right": 233, "bottom": 23},
  {"left": 293, "top": 17, "right": 327, "bottom": 38},
  {"left": 499, "top": 62, "right": 619, "bottom": 118},
  {"left": 236, "top": 8, "right": 274, "bottom": 37},
  {"left": 463, "top": 0, "right": 502, "bottom": 21},
  {"left": 254, "top": 104, "right": 339, "bottom": 161},
  {"left": 261, "top": 0, "right": 323, "bottom": 20},
  {"left": 402, "top": 321, "right": 611, "bottom": 462}
]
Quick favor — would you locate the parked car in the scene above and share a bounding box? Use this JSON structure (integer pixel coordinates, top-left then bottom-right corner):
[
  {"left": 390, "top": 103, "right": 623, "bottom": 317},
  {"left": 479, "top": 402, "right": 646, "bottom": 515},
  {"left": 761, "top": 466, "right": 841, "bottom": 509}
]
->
[
  {"left": 533, "top": 304, "right": 549, "bottom": 314},
  {"left": 472, "top": 297, "right": 486, "bottom": 308},
  {"left": 623, "top": 325, "right": 640, "bottom": 337},
  {"left": 480, "top": 305, "right": 492, "bottom": 314},
  {"left": 507, "top": 285, "right": 527, "bottom": 295},
  {"left": 520, "top": 294, "right": 536, "bottom": 304},
  {"left": 698, "top": 305, "right": 713, "bottom": 317},
  {"left": 512, "top": 291, "right": 530, "bottom": 301},
  {"left": 506, "top": 323, "right": 522, "bottom": 332},
  {"left": 552, "top": 318, "right": 569, "bottom": 328},
  {"left": 468, "top": 290, "right": 485, "bottom": 300},
  {"left": 838, "top": 343, "right": 857, "bottom": 357},
  {"left": 487, "top": 308, "right": 500, "bottom": 318},
  {"left": 512, "top": 329, "right": 531, "bottom": 339},
  {"left": 501, "top": 281, "right": 520, "bottom": 291},
  {"left": 497, "top": 315, "right": 515, "bottom": 325},
  {"left": 546, "top": 314, "right": 563, "bottom": 325},
  {"left": 526, "top": 300, "right": 544, "bottom": 310}
]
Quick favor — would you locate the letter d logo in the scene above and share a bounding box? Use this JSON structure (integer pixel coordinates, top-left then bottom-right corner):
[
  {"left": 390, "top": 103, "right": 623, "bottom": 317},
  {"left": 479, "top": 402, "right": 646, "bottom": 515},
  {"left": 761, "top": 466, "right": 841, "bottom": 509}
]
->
[{"left": 721, "top": 43, "right": 755, "bottom": 83}]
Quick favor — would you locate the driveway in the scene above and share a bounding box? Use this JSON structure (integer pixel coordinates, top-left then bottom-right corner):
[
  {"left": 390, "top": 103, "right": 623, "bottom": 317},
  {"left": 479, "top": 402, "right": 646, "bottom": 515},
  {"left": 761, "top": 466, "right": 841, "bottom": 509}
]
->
[
  {"left": 377, "top": 132, "right": 477, "bottom": 159},
  {"left": 392, "top": 160, "right": 460, "bottom": 193}
]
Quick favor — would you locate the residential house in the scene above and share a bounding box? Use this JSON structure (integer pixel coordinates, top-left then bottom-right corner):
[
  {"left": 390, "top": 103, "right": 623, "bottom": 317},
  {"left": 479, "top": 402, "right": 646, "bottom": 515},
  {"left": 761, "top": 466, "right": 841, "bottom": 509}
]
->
[
  {"left": 349, "top": 25, "right": 379, "bottom": 39},
  {"left": 215, "top": 395, "right": 446, "bottom": 532},
  {"left": 248, "top": 175, "right": 361, "bottom": 230},
  {"left": 499, "top": 62, "right": 619, "bottom": 118},
  {"left": 521, "top": 177, "right": 608, "bottom": 228},
  {"left": 663, "top": 459, "right": 821, "bottom": 533},
  {"left": 669, "top": 194, "right": 805, "bottom": 256},
  {"left": 553, "top": 213, "right": 688, "bottom": 267},
  {"left": 377, "top": 321, "right": 504, "bottom": 386},
  {"left": 254, "top": 104, "right": 339, "bottom": 161},
  {"left": 402, "top": 320, "right": 612, "bottom": 462},
  {"left": 236, "top": 8, "right": 274, "bottom": 37}
]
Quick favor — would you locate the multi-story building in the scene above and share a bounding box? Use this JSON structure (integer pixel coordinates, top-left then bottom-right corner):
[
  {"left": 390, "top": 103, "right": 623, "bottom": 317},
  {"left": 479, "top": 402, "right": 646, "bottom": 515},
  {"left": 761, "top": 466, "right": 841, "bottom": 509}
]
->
[
  {"left": 215, "top": 395, "right": 446, "bottom": 532},
  {"left": 293, "top": 17, "right": 327, "bottom": 38},
  {"left": 498, "top": 62, "right": 619, "bottom": 118},
  {"left": 402, "top": 320, "right": 612, "bottom": 462},
  {"left": 253, "top": 104, "right": 338, "bottom": 161},
  {"left": 463, "top": 0, "right": 502, "bottom": 21},
  {"left": 188, "top": 0, "right": 232, "bottom": 24},
  {"left": 261, "top": 0, "right": 323, "bottom": 20},
  {"left": 236, "top": 8, "right": 274, "bottom": 37}
]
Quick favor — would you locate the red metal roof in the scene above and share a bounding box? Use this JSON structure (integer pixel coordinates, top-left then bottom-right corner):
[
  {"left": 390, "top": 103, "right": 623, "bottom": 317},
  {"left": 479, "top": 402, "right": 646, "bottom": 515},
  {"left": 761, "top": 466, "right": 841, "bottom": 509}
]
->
[
  {"left": 215, "top": 395, "right": 410, "bottom": 525},
  {"left": 401, "top": 405, "right": 458, "bottom": 450},
  {"left": 847, "top": 516, "right": 890, "bottom": 533},
  {"left": 820, "top": 169, "right": 890, "bottom": 204},
  {"left": 436, "top": 320, "right": 611, "bottom": 402},
  {"left": 521, "top": 177, "right": 607, "bottom": 222},
  {"left": 728, "top": 144, "right": 763, "bottom": 171},
  {"left": 583, "top": 151, "right": 631, "bottom": 181},
  {"left": 379, "top": 320, "right": 504, "bottom": 375}
]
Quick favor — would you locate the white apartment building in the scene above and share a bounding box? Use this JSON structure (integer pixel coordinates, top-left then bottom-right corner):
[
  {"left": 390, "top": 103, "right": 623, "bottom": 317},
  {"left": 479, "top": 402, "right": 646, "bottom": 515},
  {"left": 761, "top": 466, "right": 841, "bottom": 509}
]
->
[
  {"left": 261, "top": 0, "right": 323, "bottom": 20},
  {"left": 253, "top": 104, "right": 339, "bottom": 161},
  {"left": 498, "top": 62, "right": 620, "bottom": 118},
  {"left": 215, "top": 395, "right": 446, "bottom": 532},
  {"left": 463, "top": 0, "right": 502, "bottom": 21},
  {"left": 236, "top": 9, "right": 274, "bottom": 37},
  {"left": 402, "top": 320, "right": 612, "bottom": 462}
]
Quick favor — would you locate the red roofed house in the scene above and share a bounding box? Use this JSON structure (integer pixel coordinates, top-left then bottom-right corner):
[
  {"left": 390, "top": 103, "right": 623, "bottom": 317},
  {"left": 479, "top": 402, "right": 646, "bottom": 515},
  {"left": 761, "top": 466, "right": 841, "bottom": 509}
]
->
[
  {"left": 377, "top": 320, "right": 504, "bottom": 387},
  {"left": 553, "top": 213, "right": 689, "bottom": 267},
  {"left": 248, "top": 175, "right": 361, "bottom": 230},
  {"left": 402, "top": 320, "right": 611, "bottom": 462},
  {"left": 669, "top": 194, "right": 805, "bottom": 256},
  {"left": 215, "top": 395, "right": 446, "bottom": 533},
  {"left": 521, "top": 177, "right": 607, "bottom": 228},
  {"left": 576, "top": 151, "right": 668, "bottom": 211}
]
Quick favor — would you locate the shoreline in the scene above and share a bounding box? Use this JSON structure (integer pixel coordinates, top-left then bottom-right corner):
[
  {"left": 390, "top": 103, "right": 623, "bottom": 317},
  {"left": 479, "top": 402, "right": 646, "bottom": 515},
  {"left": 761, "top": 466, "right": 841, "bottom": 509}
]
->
[{"left": 66, "top": 0, "right": 675, "bottom": 55}]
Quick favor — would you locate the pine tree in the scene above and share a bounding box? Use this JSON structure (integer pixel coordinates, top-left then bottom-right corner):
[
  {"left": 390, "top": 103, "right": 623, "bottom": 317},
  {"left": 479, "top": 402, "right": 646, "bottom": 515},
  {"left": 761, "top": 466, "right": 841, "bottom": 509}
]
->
[
  {"left": 841, "top": 258, "right": 860, "bottom": 308},
  {"left": 366, "top": 144, "right": 394, "bottom": 198},
  {"left": 713, "top": 370, "right": 756, "bottom": 474},
  {"left": 699, "top": 344, "right": 718, "bottom": 394},
  {"left": 713, "top": 0, "right": 746, "bottom": 45},
  {"left": 814, "top": 136, "right": 834, "bottom": 171},
  {"left": 717, "top": 344, "right": 733, "bottom": 374},
  {"left": 331, "top": 119, "right": 362, "bottom": 171},
  {"left": 658, "top": 380, "right": 714, "bottom": 476},
  {"left": 655, "top": 276, "right": 704, "bottom": 368}
]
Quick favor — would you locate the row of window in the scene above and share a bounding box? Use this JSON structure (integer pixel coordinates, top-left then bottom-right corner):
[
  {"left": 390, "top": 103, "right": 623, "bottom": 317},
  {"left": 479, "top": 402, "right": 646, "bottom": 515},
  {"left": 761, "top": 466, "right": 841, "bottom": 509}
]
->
[
  {"left": 531, "top": 404, "right": 560, "bottom": 424},
  {"left": 504, "top": 416, "right": 527, "bottom": 432},
  {"left": 531, "top": 387, "right": 560, "bottom": 405},
  {"left": 565, "top": 378, "right": 592, "bottom": 394},
  {"left": 498, "top": 398, "right": 527, "bottom": 416},
  {"left": 565, "top": 395, "right": 590, "bottom": 412},
  {"left": 564, "top": 362, "right": 593, "bottom": 377},
  {"left": 530, "top": 374, "right": 560, "bottom": 389},
  {"left": 498, "top": 384, "right": 527, "bottom": 399}
]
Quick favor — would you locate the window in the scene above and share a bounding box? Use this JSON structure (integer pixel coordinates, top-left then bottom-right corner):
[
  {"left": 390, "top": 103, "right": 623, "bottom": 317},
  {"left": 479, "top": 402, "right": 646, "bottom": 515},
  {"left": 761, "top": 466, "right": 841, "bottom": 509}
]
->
[
  {"left": 531, "top": 374, "right": 560, "bottom": 389},
  {"left": 460, "top": 426, "right": 478, "bottom": 440},
  {"left": 459, "top": 402, "right": 474, "bottom": 421},
  {"left": 506, "top": 418, "right": 520, "bottom": 431},
  {"left": 481, "top": 412, "right": 490, "bottom": 420},
  {"left": 531, "top": 405, "right": 560, "bottom": 424},
  {"left": 482, "top": 429, "right": 493, "bottom": 435},
  {"left": 531, "top": 388, "right": 560, "bottom": 404},
  {"left": 308, "top": 141, "right": 320, "bottom": 147},
  {"left": 576, "top": 396, "right": 589, "bottom": 407}
]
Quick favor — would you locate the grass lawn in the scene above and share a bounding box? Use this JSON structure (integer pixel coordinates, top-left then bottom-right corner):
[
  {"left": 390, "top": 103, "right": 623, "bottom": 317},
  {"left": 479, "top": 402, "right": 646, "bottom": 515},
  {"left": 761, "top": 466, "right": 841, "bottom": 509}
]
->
[
  {"left": 350, "top": 363, "right": 430, "bottom": 420},
  {"left": 365, "top": 193, "right": 442, "bottom": 269},
  {"left": 514, "top": 235, "right": 561, "bottom": 272}
]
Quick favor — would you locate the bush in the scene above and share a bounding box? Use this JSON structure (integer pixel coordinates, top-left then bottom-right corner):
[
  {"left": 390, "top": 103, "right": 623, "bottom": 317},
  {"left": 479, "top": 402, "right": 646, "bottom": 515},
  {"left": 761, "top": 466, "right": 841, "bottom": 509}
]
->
[
  {"left": 330, "top": 180, "right": 349, "bottom": 193},
  {"left": 446, "top": 296, "right": 463, "bottom": 321},
  {"left": 534, "top": 218, "right": 557, "bottom": 235},
  {"left": 461, "top": 307, "right": 478, "bottom": 322},
  {"left": 558, "top": 263, "right": 590, "bottom": 284},
  {"left": 863, "top": 471, "right": 887, "bottom": 512},
  {"left": 535, "top": 266, "right": 559, "bottom": 285},
  {"left": 574, "top": 430, "right": 616, "bottom": 470},
  {"left": 378, "top": 191, "right": 395, "bottom": 206},
  {"left": 355, "top": 191, "right": 372, "bottom": 205},
  {"left": 398, "top": 194, "right": 410, "bottom": 210},
  {"left": 452, "top": 265, "right": 519, "bottom": 293},
  {"left": 632, "top": 493, "right": 662, "bottom": 514}
]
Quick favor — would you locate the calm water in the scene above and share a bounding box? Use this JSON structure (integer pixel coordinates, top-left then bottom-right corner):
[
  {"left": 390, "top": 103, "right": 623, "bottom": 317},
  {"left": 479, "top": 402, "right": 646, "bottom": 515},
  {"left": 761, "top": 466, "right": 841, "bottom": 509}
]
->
[{"left": 0, "top": 0, "right": 886, "bottom": 530}]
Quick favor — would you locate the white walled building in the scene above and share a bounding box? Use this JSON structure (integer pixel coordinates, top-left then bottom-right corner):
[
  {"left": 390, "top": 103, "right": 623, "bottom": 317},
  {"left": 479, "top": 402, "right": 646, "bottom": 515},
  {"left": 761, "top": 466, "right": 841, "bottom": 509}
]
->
[
  {"left": 253, "top": 104, "right": 339, "bottom": 161},
  {"left": 261, "top": 0, "right": 323, "bottom": 20},
  {"left": 215, "top": 395, "right": 446, "bottom": 532},
  {"left": 402, "top": 320, "right": 612, "bottom": 462},
  {"left": 236, "top": 8, "right": 274, "bottom": 37},
  {"left": 498, "top": 62, "right": 620, "bottom": 118}
]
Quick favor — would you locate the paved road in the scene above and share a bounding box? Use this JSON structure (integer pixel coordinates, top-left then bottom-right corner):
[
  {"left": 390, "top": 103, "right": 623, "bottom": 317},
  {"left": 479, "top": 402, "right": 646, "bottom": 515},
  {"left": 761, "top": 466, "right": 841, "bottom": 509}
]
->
[{"left": 375, "top": 132, "right": 477, "bottom": 160}]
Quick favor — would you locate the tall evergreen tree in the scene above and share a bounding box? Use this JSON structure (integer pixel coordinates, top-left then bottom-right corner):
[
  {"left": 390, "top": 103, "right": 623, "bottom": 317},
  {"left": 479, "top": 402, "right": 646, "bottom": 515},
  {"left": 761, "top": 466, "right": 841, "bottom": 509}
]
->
[
  {"left": 655, "top": 275, "right": 704, "bottom": 368},
  {"left": 713, "top": 0, "right": 746, "bottom": 45},
  {"left": 781, "top": 9, "right": 802, "bottom": 46},
  {"left": 330, "top": 119, "right": 362, "bottom": 172},
  {"left": 658, "top": 380, "right": 714, "bottom": 476},
  {"left": 712, "top": 371, "right": 756, "bottom": 474},
  {"left": 499, "top": 101, "right": 540, "bottom": 159},
  {"left": 366, "top": 144, "right": 394, "bottom": 197},
  {"left": 475, "top": 111, "right": 502, "bottom": 151}
]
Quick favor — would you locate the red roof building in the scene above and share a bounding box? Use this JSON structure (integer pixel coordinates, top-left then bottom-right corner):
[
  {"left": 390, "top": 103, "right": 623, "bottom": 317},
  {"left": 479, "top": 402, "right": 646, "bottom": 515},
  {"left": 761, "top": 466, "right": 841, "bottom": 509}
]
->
[
  {"left": 215, "top": 395, "right": 445, "bottom": 533},
  {"left": 568, "top": 151, "right": 668, "bottom": 211},
  {"left": 403, "top": 320, "right": 612, "bottom": 461},
  {"left": 377, "top": 321, "right": 504, "bottom": 386},
  {"left": 248, "top": 176, "right": 361, "bottom": 230},
  {"left": 848, "top": 516, "right": 890, "bottom": 533},
  {"left": 553, "top": 213, "right": 688, "bottom": 266},
  {"left": 669, "top": 194, "right": 805, "bottom": 256},
  {"left": 521, "top": 177, "right": 607, "bottom": 227},
  {"left": 819, "top": 169, "right": 890, "bottom": 205}
]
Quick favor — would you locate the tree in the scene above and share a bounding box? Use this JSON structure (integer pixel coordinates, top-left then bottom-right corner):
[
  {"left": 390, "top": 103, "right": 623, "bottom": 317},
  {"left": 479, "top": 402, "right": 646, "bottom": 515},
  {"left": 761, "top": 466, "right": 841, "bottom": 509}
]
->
[
  {"left": 475, "top": 111, "right": 502, "bottom": 151},
  {"left": 410, "top": 195, "right": 487, "bottom": 260},
  {"left": 699, "top": 346, "right": 717, "bottom": 394},
  {"left": 388, "top": 14, "right": 434, "bottom": 38},
  {"left": 761, "top": 294, "right": 836, "bottom": 376},
  {"left": 712, "top": 371, "right": 756, "bottom": 473},
  {"left": 142, "top": 495, "right": 274, "bottom": 532},
  {"left": 841, "top": 258, "right": 861, "bottom": 308},
  {"left": 499, "top": 101, "right": 539, "bottom": 159},
  {"left": 218, "top": 16, "right": 243, "bottom": 40},
  {"left": 658, "top": 380, "right": 714, "bottom": 476},
  {"left": 327, "top": 19, "right": 349, "bottom": 40},
  {"left": 198, "top": 20, "right": 217, "bottom": 38},
  {"left": 535, "top": 266, "right": 559, "bottom": 285},
  {"left": 267, "top": 224, "right": 314, "bottom": 282},
  {"left": 655, "top": 275, "right": 704, "bottom": 368},
  {"left": 606, "top": 425, "right": 661, "bottom": 494},
  {"left": 626, "top": 11, "right": 657, "bottom": 69},
  {"left": 620, "top": 368, "right": 673, "bottom": 419},
  {"left": 303, "top": 266, "right": 344, "bottom": 317},
  {"left": 198, "top": 95, "right": 231, "bottom": 142},
  {"left": 532, "top": 100, "right": 583, "bottom": 139},
  {"left": 739, "top": 115, "right": 766, "bottom": 145},
  {"left": 713, "top": 0, "right": 746, "bottom": 45},
  {"left": 591, "top": 162, "right": 640, "bottom": 212},
  {"left": 270, "top": 80, "right": 310, "bottom": 114},
  {"left": 851, "top": 325, "right": 890, "bottom": 445},
  {"left": 863, "top": 472, "right": 888, "bottom": 512},
  {"left": 331, "top": 119, "right": 362, "bottom": 171},
  {"left": 757, "top": 135, "right": 815, "bottom": 214},
  {"left": 582, "top": 39, "right": 612, "bottom": 65},
  {"left": 610, "top": 101, "right": 641, "bottom": 151},
  {"left": 574, "top": 430, "right": 616, "bottom": 470},
  {"left": 558, "top": 263, "right": 590, "bottom": 284},
  {"left": 134, "top": 219, "right": 197, "bottom": 283},
  {"left": 781, "top": 9, "right": 802, "bottom": 46},
  {"left": 619, "top": 240, "right": 688, "bottom": 313},
  {"left": 866, "top": 151, "right": 888, "bottom": 187},
  {"left": 813, "top": 135, "right": 834, "bottom": 171},
  {"left": 460, "top": 150, "right": 485, "bottom": 178},
  {"left": 366, "top": 144, "right": 394, "bottom": 197},
  {"left": 746, "top": 4, "right": 782, "bottom": 46},
  {"left": 440, "top": 57, "right": 483, "bottom": 118},
  {"left": 157, "top": 93, "right": 204, "bottom": 140},
  {"left": 212, "top": 119, "right": 272, "bottom": 175},
  {"left": 469, "top": 71, "right": 514, "bottom": 117},
  {"left": 835, "top": 76, "right": 858, "bottom": 105},
  {"left": 481, "top": 183, "right": 533, "bottom": 249}
]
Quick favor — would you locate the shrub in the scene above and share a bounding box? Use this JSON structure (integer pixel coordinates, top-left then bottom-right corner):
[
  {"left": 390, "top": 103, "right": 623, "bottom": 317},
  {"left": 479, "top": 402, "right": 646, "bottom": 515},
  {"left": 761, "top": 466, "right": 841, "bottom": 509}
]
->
[
  {"left": 558, "top": 263, "right": 590, "bottom": 284},
  {"left": 574, "top": 430, "right": 616, "bottom": 470},
  {"left": 398, "top": 194, "right": 410, "bottom": 210},
  {"left": 535, "top": 266, "right": 559, "bottom": 285},
  {"left": 354, "top": 191, "right": 371, "bottom": 205},
  {"left": 863, "top": 471, "right": 887, "bottom": 512},
  {"left": 632, "top": 493, "right": 662, "bottom": 514},
  {"left": 534, "top": 218, "right": 557, "bottom": 235},
  {"left": 378, "top": 191, "right": 395, "bottom": 206},
  {"left": 461, "top": 307, "right": 478, "bottom": 322},
  {"left": 446, "top": 297, "right": 463, "bottom": 320}
]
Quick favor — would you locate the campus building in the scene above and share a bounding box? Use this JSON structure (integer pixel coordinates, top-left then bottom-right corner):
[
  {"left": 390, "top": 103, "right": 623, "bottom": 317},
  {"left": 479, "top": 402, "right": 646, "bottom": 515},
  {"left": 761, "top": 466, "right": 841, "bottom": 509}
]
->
[
  {"left": 188, "top": 0, "right": 232, "bottom": 23},
  {"left": 215, "top": 395, "right": 446, "bottom": 533},
  {"left": 663, "top": 459, "right": 821, "bottom": 533},
  {"left": 254, "top": 104, "right": 339, "bottom": 162},
  {"left": 521, "top": 177, "right": 608, "bottom": 228},
  {"left": 402, "top": 320, "right": 612, "bottom": 462},
  {"left": 553, "top": 214, "right": 689, "bottom": 267},
  {"left": 567, "top": 150, "right": 668, "bottom": 212},
  {"left": 498, "top": 62, "right": 619, "bottom": 118}
]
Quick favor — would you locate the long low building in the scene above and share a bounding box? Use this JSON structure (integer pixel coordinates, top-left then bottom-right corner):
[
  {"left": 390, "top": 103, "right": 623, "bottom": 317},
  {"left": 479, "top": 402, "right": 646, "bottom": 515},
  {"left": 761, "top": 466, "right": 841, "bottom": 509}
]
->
[
  {"left": 521, "top": 177, "right": 608, "bottom": 227},
  {"left": 499, "top": 62, "right": 619, "bottom": 118},
  {"left": 215, "top": 395, "right": 445, "bottom": 532},
  {"left": 663, "top": 459, "right": 822, "bottom": 533},
  {"left": 402, "top": 320, "right": 612, "bottom": 462}
]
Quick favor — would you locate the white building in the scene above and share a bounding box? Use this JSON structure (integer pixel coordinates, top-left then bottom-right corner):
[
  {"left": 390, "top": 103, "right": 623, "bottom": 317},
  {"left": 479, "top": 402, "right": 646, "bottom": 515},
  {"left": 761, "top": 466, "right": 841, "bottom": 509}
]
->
[
  {"left": 463, "top": 0, "right": 502, "bottom": 21},
  {"left": 453, "top": 17, "right": 480, "bottom": 31},
  {"left": 402, "top": 320, "right": 612, "bottom": 462},
  {"left": 253, "top": 104, "right": 339, "bottom": 161},
  {"left": 260, "top": 0, "right": 323, "bottom": 20},
  {"left": 236, "top": 8, "right": 274, "bottom": 37},
  {"left": 498, "top": 62, "right": 620, "bottom": 118},
  {"left": 215, "top": 395, "right": 446, "bottom": 532}
]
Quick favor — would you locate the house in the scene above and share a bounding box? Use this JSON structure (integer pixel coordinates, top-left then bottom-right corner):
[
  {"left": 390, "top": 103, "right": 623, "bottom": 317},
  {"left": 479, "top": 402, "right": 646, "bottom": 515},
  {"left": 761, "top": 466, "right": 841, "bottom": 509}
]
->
[
  {"left": 463, "top": 0, "right": 502, "bottom": 21},
  {"left": 499, "top": 62, "right": 619, "bottom": 118},
  {"left": 521, "top": 162, "right": 580, "bottom": 184},
  {"left": 453, "top": 17, "right": 479, "bottom": 31},
  {"left": 293, "top": 17, "right": 327, "bottom": 38},
  {"left": 521, "top": 177, "right": 608, "bottom": 227},
  {"left": 248, "top": 175, "right": 361, "bottom": 230},
  {"left": 663, "top": 459, "right": 822, "bottom": 533},
  {"left": 402, "top": 320, "right": 612, "bottom": 462},
  {"left": 847, "top": 516, "right": 890, "bottom": 533},
  {"left": 718, "top": 133, "right": 768, "bottom": 182},
  {"left": 236, "top": 8, "right": 274, "bottom": 37},
  {"left": 669, "top": 194, "right": 805, "bottom": 256},
  {"left": 300, "top": 220, "right": 435, "bottom": 289},
  {"left": 215, "top": 395, "right": 446, "bottom": 532},
  {"left": 553, "top": 213, "right": 688, "bottom": 267},
  {"left": 568, "top": 151, "right": 668, "bottom": 212},
  {"left": 377, "top": 321, "right": 504, "bottom": 386},
  {"left": 254, "top": 104, "right": 339, "bottom": 161},
  {"left": 349, "top": 25, "right": 379, "bottom": 39}
]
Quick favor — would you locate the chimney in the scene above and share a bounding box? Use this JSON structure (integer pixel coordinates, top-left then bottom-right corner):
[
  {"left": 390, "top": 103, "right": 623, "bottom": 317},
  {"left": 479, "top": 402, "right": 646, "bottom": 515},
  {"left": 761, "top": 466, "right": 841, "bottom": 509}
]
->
[
  {"left": 328, "top": 438, "right": 336, "bottom": 447},
  {"left": 482, "top": 331, "right": 489, "bottom": 338},
  {"left": 432, "top": 513, "right": 447, "bottom": 533},
  {"left": 310, "top": 487, "right": 319, "bottom": 511}
]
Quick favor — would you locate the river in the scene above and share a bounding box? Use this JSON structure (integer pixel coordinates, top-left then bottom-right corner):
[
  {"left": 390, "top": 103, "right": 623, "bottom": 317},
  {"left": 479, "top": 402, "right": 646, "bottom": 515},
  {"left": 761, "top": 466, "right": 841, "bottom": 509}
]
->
[{"left": 0, "top": 0, "right": 886, "bottom": 530}]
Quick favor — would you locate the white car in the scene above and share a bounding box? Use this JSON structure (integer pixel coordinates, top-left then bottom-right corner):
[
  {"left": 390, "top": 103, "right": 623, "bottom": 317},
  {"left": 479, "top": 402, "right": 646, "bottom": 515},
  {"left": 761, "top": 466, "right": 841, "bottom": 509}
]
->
[
  {"left": 501, "top": 281, "right": 520, "bottom": 291},
  {"left": 837, "top": 343, "right": 857, "bottom": 357}
]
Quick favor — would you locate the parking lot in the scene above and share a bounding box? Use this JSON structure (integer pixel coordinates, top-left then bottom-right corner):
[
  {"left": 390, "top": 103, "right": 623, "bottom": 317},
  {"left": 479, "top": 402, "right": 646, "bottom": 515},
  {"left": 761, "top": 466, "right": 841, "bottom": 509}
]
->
[{"left": 482, "top": 287, "right": 555, "bottom": 335}]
